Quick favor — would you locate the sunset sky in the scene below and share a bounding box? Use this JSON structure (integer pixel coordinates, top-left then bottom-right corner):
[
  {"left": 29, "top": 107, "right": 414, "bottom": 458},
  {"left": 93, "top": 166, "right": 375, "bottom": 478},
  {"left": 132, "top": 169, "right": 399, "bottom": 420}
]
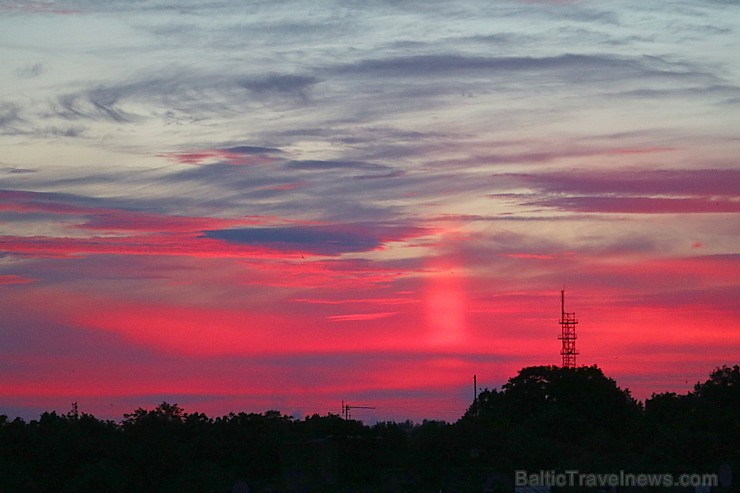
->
[{"left": 1, "top": 0, "right": 738, "bottom": 423}]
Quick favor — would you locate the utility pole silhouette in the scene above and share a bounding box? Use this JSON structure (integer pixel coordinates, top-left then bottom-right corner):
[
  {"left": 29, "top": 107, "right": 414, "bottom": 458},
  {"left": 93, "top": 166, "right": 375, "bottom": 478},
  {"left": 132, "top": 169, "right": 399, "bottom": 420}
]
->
[
  {"left": 558, "top": 289, "right": 578, "bottom": 368},
  {"left": 473, "top": 374, "right": 478, "bottom": 415},
  {"left": 341, "top": 401, "right": 375, "bottom": 420}
]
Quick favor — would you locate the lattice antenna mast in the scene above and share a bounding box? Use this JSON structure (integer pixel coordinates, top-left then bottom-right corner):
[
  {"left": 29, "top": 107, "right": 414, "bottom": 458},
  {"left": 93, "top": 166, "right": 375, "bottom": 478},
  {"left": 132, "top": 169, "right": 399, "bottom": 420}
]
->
[{"left": 558, "top": 289, "right": 578, "bottom": 368}]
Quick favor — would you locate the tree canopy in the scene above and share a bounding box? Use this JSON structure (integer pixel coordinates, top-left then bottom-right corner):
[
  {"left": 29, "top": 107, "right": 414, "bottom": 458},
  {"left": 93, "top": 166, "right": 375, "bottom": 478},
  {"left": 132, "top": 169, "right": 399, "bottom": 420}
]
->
[{"left": 1, "top": 364, "right": 737, "bottom": 492}]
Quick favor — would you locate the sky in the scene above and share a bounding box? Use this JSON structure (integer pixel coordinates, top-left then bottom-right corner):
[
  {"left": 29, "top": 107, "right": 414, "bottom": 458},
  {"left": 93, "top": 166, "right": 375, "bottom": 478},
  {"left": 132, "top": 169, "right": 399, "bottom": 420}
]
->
[{"left": 0, "top": 0, "right": 738, "bottom": 423}]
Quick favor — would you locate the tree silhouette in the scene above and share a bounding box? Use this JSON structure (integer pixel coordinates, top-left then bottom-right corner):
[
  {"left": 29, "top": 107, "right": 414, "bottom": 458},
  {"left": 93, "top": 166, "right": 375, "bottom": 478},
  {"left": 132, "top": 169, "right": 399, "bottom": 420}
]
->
[
  {"left": 644, "top": 365, "right": 740, "bottom": 475},
  {"left": 1, "top": 365, "right": 737, "bottom": 492},
  {"left": 461, "top": 365, "right": 643, "bottom": 472}
]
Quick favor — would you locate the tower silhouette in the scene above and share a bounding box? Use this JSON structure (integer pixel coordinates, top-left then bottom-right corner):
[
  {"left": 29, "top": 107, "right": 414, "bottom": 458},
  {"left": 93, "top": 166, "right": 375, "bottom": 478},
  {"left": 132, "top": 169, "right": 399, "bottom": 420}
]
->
[{"left": 558, "top": 289, "right": 578, "bottom": 368}]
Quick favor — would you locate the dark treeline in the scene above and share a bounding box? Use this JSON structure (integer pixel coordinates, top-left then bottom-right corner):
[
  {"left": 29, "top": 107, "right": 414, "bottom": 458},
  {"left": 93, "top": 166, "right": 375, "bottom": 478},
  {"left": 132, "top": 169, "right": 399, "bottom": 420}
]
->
[{"left": 1, "top": 364, "right": 738, "bottom": 492}]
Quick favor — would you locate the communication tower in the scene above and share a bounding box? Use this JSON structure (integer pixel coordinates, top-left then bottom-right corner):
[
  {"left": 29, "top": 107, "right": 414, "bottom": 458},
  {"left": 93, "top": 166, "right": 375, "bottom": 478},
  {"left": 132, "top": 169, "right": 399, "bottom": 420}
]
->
[{"left": 558, "top": 289, "right": 578, "bottom": 368}]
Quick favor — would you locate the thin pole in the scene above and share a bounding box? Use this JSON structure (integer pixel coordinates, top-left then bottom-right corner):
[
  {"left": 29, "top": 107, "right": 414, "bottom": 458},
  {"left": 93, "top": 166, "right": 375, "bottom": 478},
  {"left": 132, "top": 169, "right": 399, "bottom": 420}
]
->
[
  {"left": 473, "top": 375, "right": 477, "bottom": 406},
  {"left": 561, "top": 289, "right": 565, "bottom": 319}
]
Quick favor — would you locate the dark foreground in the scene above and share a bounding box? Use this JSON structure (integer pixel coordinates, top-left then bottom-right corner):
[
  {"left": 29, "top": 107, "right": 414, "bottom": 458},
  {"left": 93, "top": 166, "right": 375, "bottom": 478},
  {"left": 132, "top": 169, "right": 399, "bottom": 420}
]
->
[{"left": 1, "top": 365, "right": 737, "bottom": 492}]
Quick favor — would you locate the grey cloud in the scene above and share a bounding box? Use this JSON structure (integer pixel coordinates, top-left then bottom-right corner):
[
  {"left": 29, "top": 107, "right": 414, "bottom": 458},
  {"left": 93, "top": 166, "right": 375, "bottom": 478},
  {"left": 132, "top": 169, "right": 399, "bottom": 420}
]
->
[
  {"left": 225, "top": 145, "right": 283, "bottom": 155},
  {"left": 37, "top": 0, "right": 226, "bottom": 14},
  {"left": 44, "top": 70, "right": 320, "bottom": 125},
  {"left": 0, "top": 102, "right": 23, "bottom": 129},
  {"left": 164, "top": 163, "right": 274, "bottom": 191},
  {"left": 285, "top": 159, "right": 391, "bottom": 172},
  {"left": 614, "top": 84, "right": 740, "bottom": 102},
  {"left": 0, "top": 101, "right": 86, "bottom": 138},
  {"left": 40, "top": 125, "right": 86, "bottom": 138},
  {"left": 203, "top": 225, "right": 385, "bottom": 255},
  {"left": 492, "top": 1, "right": 619, "bottom": 25},
  {"left": 15, "top": 63, "right": 44, "bottom": 78},
  {"left": 55, "top": 92, "right": 135, "bottom": 123},
  {"left": 328, "top": 53, "right": 703, "bottom": 83},
  {"left": 0, "top": 167, "right": 35, "bottom": 175},
  {"left": 239, "top": 74, "right": 319, "bottom": 103}
]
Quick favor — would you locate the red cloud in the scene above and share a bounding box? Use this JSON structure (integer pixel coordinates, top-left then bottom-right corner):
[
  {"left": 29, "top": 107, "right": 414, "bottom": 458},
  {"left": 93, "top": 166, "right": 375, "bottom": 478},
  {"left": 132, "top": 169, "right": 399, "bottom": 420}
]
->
[{"left": 327, "top": 312, "right": 399, "bottom": 322}]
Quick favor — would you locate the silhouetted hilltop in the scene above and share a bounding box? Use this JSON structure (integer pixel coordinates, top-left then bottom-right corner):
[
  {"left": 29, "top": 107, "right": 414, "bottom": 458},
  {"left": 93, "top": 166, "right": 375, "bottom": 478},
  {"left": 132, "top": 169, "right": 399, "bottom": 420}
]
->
[{"left": 1, "top": 364, "right": 737, "bottom": 492}]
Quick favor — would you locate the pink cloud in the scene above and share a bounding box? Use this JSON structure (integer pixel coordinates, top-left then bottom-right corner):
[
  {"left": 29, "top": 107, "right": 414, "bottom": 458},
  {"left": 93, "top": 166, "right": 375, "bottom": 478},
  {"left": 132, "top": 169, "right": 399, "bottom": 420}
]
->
[
  {"left": 294, "top": 297, "right": 417, "bottom": 305},
  {"left": 327, "top": 312, "right": 399, "bottom": 322},
  {"left": 162, "top": 147, "right": 280, "bottom": 166},
  {"left": 605, "top": 146, "right": 676, "bottom": 155},
  {"left": 498, "top": 253, "right": 557, "bottom": 260}
]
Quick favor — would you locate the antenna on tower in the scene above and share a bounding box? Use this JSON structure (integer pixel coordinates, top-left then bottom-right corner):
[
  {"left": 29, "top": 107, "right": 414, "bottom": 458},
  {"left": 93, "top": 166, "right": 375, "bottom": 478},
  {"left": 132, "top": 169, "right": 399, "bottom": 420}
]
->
[{"left": 558, "top": 289, "right": 578, "bottom": 368}]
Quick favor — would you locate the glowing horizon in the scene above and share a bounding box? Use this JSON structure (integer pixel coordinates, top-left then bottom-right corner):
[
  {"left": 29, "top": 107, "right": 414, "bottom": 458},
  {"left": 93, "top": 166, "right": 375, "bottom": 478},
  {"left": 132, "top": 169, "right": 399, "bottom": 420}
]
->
[{"left": 1, "top": 0, "right": 738, "bottom": 423}]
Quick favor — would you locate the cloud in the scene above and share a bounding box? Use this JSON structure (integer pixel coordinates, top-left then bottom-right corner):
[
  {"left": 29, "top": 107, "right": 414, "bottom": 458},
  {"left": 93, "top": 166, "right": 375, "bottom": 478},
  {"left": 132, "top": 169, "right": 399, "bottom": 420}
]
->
[
  {"left": 294, "top": 296, "right": 416, "bottom": 306},
  {"left": 512, "top": 168, "right": 740, "bottom": 196},
  {"left": 225, "top": 145, "right": 283, "bottom": 155},
  {"left": 239, "top": 74, "right": 319, "bottom": 102},
  {"left": 42, "top": 71, "right": 241, "bottom": 124},
  {"left": 205, "top": 226, "right": 378, "bottom": 254},
  {"left": 285, "top": 159, "right": 391, "bottom": 172},
  {"left": 1, "top": 0, "right": 737, "bottom": 424},
  {"left": 164, "top": 147, "right": 282, "bottom": 166},
  {"left": 528, "top": 196, "right": 740, "bottom": 214},
  {"left": 0, "top": 189, "right": 265, "bottom": 232},
  {"left": 329, "top": 53, "right": 713, "bottom": 85},
  {"left": 0, "top": 167, "right": 35, "bottom": 175},
  {"left": 492, "top": 168, "right": 740, "bottom": 214},
  {"left": 0, "top": 2, "right": 80, "bottom": 14},
  {"left": 328, "top": 312, "right": 399, "bottom": 322},
  {"left": 54, "top": 88, "right": 137, "bottom": 123},
  {"left": 0, "top": 102, "right": 23, "bottom": 130},
  {"left": 15, "top": 62, "right": 44, "bottom": 78},
  {"left": 203, "top": 223, "right": 425, "bottom": 256}
]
